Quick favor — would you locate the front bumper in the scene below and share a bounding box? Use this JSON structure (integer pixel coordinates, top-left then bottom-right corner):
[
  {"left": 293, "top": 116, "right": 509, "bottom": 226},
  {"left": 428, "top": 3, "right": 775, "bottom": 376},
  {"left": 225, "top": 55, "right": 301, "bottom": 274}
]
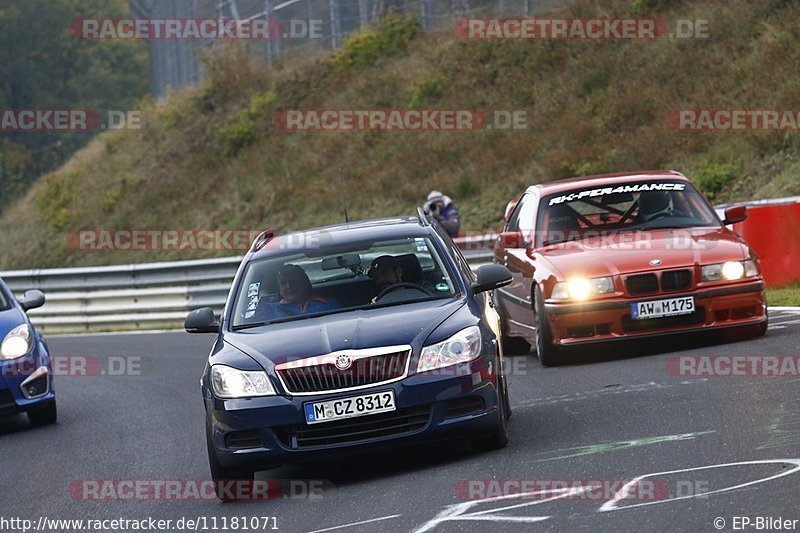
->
[
  {"left": 205, "top": 357, "right": 502, "bottom": 472},
  {"left": 543, "top": 280, "right": 766, "bottom": 346},
  {"left": 0, "top": 353, "right": 55, "bottom": 417}
]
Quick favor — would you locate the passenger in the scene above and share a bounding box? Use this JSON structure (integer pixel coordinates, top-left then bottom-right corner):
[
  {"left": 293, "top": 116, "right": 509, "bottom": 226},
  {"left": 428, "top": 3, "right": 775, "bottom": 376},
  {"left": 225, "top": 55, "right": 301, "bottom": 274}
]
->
[
  {"left": 255, "top": 264, "right": 339, "bottom": 320},
  {"left": 424, "top": 190, "right": 461, "bottom": 237}
]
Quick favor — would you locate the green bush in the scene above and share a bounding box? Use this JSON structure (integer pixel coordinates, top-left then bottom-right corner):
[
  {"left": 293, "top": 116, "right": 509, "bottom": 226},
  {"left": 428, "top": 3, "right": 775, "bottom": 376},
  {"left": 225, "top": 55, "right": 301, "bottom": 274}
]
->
[
  {"left": 217, "top": 90, "right": 278, "bottom": 156},
  {"left": 693, "top": 161, "right": 740, "bottom": 200},
  {"left": 631, "top": 0, "right": 678, "bottom": 12},
  {"left": 409, "top": 77, "right": 444, "bottom": 107},
  {"left": 36, "top": 172, "right": 78, "bottom": 230},
  {"left": 331, "top": 14, "right": 419, "bottom": 71}
]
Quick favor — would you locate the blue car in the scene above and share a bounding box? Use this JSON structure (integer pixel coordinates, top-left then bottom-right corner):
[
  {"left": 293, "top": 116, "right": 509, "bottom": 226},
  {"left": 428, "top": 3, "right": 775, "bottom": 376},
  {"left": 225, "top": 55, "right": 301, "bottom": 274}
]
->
[
  {"left": 0, "top": 278, "right": 56, "bottom": 426},
  {"left": 186, "top": 213, "right": 514, "bottom": 499}
]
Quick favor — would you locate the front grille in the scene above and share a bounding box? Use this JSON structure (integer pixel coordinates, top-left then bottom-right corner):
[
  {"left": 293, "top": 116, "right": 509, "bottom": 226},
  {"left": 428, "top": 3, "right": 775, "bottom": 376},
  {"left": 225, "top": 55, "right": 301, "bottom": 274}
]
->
[
  {"left": 661, "top": 270, "right": 692, "bottom": 291},
  {"left": 276, "top": 406, "right": 431, "bottom": 448},
  {"left": 626, "top": 274, "right": 659, "bottom": 295},
  {"left": 277, "top": 349, "right": 410, "bottom": 394},
  {"left": 0, "top": 389, "right": 17, "bottom": 415},
  {"left": 444, "top": 397, "right": 485, "bottom": 419},
  {"left": 622, "top": 307, "right": 705, "bottom": 332}
]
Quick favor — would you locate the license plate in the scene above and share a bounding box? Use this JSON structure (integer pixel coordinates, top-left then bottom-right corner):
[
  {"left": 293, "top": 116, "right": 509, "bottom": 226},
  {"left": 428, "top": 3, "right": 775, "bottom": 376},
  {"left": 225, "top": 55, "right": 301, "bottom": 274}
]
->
[
  {"left": 304, "top": 391, "right": 395, "bottom": 425},
  {"left": 631, "top": 296, "right": 695, "bottom": 320}
]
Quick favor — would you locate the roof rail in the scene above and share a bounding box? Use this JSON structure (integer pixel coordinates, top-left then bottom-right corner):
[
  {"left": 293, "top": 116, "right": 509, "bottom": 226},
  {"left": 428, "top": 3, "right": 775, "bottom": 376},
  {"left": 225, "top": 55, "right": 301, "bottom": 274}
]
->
[
  {"left": 251, "top": 229, "right": 274, "bottom": 252},
  {"left": 417, "top": 206, "right": 431, "bottom": 226}
]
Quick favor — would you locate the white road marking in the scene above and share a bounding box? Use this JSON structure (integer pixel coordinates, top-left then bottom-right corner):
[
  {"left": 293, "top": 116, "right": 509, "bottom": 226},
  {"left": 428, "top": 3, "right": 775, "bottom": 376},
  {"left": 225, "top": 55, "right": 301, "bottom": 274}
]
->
[
  {"left": 600, "top": 459, "right": 800, "bottom": 512},
  {"left": 412, "top": 486, "right": 591, "bottom": 532},
  {"left": 516, "top": 379, "right": 708, "bottom": 408},
  {"left": 305, "top": 514, "right": 402, "bottom": 533},
  {"left": 768, "top": 319, "right": 800, "bottom": 326}
]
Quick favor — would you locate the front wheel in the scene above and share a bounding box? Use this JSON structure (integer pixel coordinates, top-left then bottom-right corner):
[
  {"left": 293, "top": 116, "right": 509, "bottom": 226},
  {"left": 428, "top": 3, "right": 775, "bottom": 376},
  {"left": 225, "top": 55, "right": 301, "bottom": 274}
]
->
[
  {"left": 472, "top": 376, "right": 509, "bottom": 452},
  {"left": 534, "top": 287, "right": 559, "bottom": 366},
  {"left": 28, "top": 399, "right": 57, "bottom": 426},
  {"left": 753, "top": 307, "right": 768, "bottom": 337},
  {"left": 206, "top": 424, "right": 255, "bottom": 501}
]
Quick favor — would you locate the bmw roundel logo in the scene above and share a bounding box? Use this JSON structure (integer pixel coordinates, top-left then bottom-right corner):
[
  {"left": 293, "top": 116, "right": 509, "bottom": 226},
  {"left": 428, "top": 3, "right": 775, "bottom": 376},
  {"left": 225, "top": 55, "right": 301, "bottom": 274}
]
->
[
  {"left": 335, "top": 354, "right": 352, "bottom": 370},
  {"left": 649, "top": 259, "right": 662, "bottom": 266}
]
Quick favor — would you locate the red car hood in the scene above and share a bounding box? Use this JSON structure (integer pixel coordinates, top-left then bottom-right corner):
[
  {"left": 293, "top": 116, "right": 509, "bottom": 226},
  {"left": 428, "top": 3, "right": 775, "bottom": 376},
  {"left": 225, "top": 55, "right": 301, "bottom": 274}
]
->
[{"left": 537, "top": 227, "right": 748, "bottom": 279}]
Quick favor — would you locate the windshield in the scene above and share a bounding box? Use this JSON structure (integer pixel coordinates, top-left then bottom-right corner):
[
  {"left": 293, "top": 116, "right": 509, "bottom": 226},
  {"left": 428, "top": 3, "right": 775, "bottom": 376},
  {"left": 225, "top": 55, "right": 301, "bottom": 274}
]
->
[
  {"left": 231, "top": 236, "right": 457, "bottom": 328},
  {"left": 0, "top": 286, "right": 9, "bottom": 311},
  {"left": 536, "top": 180, "right": 720, "bottom": 247}
]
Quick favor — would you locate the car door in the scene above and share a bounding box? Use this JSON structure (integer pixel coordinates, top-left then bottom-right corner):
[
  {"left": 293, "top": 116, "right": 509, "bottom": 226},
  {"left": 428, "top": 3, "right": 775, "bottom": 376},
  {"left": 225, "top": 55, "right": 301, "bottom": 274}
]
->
[{"left": 494, "top": 193, "right": 537, "bottom": 342}]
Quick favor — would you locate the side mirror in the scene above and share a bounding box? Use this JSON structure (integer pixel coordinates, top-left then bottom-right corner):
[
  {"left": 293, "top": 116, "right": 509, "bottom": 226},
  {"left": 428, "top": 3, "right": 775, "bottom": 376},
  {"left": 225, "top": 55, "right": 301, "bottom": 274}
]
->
[
  {"left": 498, "top": 230, "right": 524, "bottom": 248},
  {"left": 504, "top": 199, "right": 519, "bottom": 224},
  {"left": 472, "top": 264, "right": 513, "bottom": 294},
  {"left": 722, "top": 205, "right": 747, "bottom": 225},
  {"left": 19, "top": 290, "right": 45, "bottom": 311},
  {"left": 185, "top": 307, "right": 219, "bottom": 334}
]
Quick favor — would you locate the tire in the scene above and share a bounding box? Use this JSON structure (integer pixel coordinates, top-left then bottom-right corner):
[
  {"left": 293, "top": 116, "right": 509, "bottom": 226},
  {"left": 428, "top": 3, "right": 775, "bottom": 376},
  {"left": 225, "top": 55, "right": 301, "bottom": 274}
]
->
[
  {"left": 27, "top": 399, "right": 57, "bottom": 427},
  {"left": 752, "top": 315, "right": 768, "bottom": 337},
  {"left": 501, "top": 333, "right": 531, "bottom": 356},
  {"left": 472, "top": 377, "right": 509, "bottom": 452},
  {"left": 534, "top": 287, "right": 559, "bottom": 366},
  {"left": 206, "top": 423, "right": 255, "bottom": 501}
]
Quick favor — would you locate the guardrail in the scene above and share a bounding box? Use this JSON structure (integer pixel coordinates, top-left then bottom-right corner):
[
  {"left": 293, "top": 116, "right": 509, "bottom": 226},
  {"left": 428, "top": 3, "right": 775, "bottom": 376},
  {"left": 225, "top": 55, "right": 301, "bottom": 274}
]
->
[{"left": 0, "top": 240, "right": 496, "bottom": 334}]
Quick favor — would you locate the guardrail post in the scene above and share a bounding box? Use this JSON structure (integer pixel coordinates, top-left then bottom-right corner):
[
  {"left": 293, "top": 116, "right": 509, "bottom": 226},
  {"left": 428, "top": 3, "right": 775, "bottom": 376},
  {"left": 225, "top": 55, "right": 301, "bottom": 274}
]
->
[
  {"left": 329, "top": 0, "right": 340, "bottom": 49},
  {"left": 420, "top": 0, "right": 430, "bottom": 30}
]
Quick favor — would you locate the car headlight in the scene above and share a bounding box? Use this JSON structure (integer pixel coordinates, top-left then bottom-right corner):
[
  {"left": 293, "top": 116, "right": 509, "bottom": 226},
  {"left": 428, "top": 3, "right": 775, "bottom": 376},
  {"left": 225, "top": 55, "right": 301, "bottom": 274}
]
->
[
  {"left": 210, "top": 364, "right": 276, "bottom": 399},
  {"left": 702, "top": 261, "right": 753, "bottom": 282},
  {"left": 1, "top": 324, "right": 33, "bottom": 360},
  {"left": 551, "top": 276, "right": 615, "bottom": 300},
  {"left": 418, "top": 325, "right": 482, "bottom": 373}
]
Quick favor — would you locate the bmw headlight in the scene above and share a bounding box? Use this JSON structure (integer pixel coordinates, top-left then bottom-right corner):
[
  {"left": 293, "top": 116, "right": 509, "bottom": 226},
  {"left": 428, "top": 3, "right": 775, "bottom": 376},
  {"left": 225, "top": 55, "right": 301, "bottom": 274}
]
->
[
  {"left": 210, "top": 364, "right": 276, "bottom": 399},
  {"left": 418, "top": 325, "right": 482, "bottom": 373},
  {"left": 551, "top": 276, "right": 615, "bottom": 300},
  {"left": 702, "top": 261, "right": 754, "bottom": 282},
  {"left": 1, "top": 324, "right": 33, "bottom": 360}
]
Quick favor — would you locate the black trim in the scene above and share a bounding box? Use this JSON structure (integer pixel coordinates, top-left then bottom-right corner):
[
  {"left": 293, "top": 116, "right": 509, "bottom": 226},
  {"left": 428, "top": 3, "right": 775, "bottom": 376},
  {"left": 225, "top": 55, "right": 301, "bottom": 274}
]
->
[
  {"left": 556, "top": 316, "right": 767, "bottom": 347},
  {"left": 495, "top": 287, "right": 530, "bottom": 307},
  {"left": 544, "top": 281, "right": 765, "bottom": 315}
]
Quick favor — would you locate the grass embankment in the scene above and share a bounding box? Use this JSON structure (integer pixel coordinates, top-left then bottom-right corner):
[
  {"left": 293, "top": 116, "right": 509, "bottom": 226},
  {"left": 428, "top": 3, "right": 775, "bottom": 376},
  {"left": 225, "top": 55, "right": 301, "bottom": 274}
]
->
[{"left": 2, "top": 0, "right": 800, "bottom": 283}]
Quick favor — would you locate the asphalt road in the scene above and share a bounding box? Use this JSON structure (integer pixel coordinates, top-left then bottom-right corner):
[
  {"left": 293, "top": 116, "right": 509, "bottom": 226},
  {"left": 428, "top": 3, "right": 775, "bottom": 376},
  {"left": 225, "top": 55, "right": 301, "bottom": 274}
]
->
[{"left": 1, "top": 310, "right": 799, "bottom": 533}]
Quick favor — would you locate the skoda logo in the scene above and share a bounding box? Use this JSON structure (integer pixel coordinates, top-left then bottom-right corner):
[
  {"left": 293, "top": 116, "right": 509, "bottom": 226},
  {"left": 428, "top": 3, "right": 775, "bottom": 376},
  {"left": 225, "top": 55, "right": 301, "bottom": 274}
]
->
[
  {"left": 649, "top": 259, "right": 663, "bottom": 266},
  {"left": 335, "top": 354, "right": 352, "bottom": 371}
]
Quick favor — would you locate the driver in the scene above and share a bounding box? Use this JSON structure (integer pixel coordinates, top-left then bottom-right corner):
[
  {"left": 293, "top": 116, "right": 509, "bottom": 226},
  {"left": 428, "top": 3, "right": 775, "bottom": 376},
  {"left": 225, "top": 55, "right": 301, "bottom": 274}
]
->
[
  {"left": 638, "top": 190, "right": 677, "bottom": 222},
  {"left": 368, "top": 255, "right": 404, "bottom": 293}
]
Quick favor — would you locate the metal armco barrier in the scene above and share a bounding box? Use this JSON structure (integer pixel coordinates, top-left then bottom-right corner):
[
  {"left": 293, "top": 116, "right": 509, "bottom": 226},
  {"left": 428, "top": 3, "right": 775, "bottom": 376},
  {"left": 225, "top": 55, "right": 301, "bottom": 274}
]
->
[
  {"left": 730, "top": 197, "right": 800, "bottom": 287},
  {"left": 0, "top": 239, "right": 495, "bottom": 334}
]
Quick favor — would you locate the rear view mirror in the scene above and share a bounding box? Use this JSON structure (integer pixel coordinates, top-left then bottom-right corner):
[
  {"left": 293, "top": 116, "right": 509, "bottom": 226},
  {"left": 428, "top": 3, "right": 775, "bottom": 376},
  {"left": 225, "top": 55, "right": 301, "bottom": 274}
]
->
[
  {"left": 722, "top": 205, "right": 747, "bottom": 225},
  {"left": 19, "top": 289, "right": 45, "bottom": 311},
  {"left": 185, "top": 307, "right": 219, "bottom": 333},
  {"left": 472, "top": 264, "right": 513, "bottom": 294},
  {"left": 601, "top": 192, "right": 634, "bottom": 205},
  {"left": 321, "top": 253, "right": 361, "bottom": 270},
  {"left": 498, "top": 230, "right": 524, "bottom": 248}
]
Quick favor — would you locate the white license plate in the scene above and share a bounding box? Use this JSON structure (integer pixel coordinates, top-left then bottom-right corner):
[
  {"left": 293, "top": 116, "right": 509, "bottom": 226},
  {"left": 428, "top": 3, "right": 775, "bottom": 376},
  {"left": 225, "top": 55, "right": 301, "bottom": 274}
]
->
[
  {"left": 631, "top": 296, "right": 695, "bottom": 320},
  {"left": 304, "top": 391, "right": 396, "bottom": 425}
]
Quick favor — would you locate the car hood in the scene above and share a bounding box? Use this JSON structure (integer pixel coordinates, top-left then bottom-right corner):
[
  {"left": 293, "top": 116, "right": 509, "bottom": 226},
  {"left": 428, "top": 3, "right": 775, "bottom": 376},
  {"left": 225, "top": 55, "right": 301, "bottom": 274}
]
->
[
  {"left": 0, "top": 307, "right": 26, "bottom": 339},
  {"left": 538, "top": 227, "right": 748, "bottom": 279},
  {"left": 222, "top": 298, "right": 465, "bottom": 371}
]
